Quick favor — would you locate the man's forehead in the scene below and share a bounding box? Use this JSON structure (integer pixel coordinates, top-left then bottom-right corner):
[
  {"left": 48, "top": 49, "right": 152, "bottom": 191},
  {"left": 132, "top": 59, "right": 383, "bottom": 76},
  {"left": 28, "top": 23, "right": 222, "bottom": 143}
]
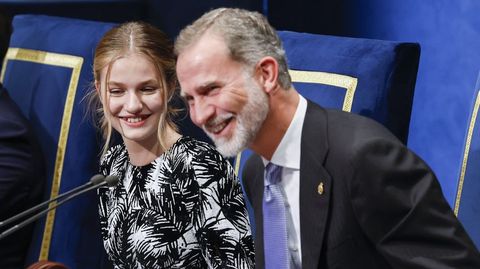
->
[
  {"left": 177, "top": 36, "right": 229, "bottom": 80},
  {"left": 179, "top": 31, "right": 228, "bottom": 60}
]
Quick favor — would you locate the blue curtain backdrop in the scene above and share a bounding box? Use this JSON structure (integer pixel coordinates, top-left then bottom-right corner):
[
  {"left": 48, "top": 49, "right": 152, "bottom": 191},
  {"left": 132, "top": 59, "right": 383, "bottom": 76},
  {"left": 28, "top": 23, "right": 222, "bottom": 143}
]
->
[
  {"left": 265, "top": 0, "right": 480, "bottom": 207},
  {"left": 339, "top": 0, "right": 480, "bottom": 206}
]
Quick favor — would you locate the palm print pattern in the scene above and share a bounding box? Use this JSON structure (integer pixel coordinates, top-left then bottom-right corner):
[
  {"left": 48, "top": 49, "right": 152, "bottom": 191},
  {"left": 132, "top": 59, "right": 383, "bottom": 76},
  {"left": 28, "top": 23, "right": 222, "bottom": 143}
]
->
[{"left": 97, "top": 137, "right": 254, "bottom": 269}]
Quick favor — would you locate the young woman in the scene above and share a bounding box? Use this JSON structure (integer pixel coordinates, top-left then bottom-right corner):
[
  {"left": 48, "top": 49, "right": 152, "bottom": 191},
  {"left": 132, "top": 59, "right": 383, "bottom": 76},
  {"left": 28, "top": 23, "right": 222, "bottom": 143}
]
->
[{"left": 91, "top": 21, "right": 254, "bottom": 269}]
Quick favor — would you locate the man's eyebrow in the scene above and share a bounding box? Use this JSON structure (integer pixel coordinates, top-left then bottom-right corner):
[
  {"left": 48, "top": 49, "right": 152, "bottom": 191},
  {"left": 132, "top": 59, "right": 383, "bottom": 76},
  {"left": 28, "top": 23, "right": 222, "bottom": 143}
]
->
[
  {"left": 196, "top": 82, "right": 221, "bottom": 94},
  {"left": 180, "top": 81, "right": 219, "bottom": 98}
]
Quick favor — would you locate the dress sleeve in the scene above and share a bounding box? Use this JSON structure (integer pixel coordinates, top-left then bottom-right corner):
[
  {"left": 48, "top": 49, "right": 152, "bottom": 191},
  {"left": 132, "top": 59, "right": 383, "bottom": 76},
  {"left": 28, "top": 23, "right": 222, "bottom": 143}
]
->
[
  {"left": 191, "top": 146, "right": 255, "bottom": 269},
  {"left": 349, "top": 138, "right": 480, "bottom": 268}
]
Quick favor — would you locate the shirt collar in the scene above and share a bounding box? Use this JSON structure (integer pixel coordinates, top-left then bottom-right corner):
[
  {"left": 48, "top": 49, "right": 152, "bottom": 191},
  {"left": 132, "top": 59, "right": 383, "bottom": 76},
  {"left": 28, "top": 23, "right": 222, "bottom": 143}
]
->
[{"left": 262, "top": 95, "right": 307, "bottom": 169}]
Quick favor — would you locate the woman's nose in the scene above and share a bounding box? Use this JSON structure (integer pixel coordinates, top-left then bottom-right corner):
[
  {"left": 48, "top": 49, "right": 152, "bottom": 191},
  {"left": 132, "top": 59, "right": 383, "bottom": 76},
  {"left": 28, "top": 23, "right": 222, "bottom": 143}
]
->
[{"left": 125, "top": 93, "right": 143, "bottom": 113}]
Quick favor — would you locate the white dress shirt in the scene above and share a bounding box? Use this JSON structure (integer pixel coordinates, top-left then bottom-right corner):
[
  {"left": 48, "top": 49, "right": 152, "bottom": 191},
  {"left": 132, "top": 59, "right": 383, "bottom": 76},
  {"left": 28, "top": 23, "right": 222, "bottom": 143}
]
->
[{"left": 262, "top": 95, "right": 307, "bottom": 265}]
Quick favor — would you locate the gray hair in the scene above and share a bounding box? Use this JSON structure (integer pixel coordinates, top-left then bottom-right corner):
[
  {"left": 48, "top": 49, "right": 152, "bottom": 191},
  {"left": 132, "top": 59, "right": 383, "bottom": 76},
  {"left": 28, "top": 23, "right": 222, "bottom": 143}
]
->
[{"left": 174, "top": 8, "right": 291, "bottom": 89}]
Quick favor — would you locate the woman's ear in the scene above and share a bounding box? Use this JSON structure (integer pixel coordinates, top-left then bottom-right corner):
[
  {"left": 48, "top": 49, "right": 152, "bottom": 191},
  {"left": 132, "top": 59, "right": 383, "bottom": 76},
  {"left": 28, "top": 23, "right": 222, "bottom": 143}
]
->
[
  {"left": 95, "top": 80, "right": 101, "bottom": 93},
  {"left": 95, "top": 80, "right": 104, "bottom": 104},
  {"left": 255, "top": 56, "right": 279, "bottom": 94}
]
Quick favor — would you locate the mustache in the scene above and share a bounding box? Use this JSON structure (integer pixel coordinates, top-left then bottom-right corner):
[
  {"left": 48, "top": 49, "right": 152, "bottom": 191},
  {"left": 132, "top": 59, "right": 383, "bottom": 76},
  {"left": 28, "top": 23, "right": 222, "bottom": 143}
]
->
[{"left": 204, "top": 113, "right": 235, "bottom": 130}]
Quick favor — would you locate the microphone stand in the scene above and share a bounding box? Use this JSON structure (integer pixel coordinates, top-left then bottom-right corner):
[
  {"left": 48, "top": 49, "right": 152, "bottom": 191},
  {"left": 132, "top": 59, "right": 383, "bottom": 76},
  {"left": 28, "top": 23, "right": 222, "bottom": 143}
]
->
[
  {"left": 0, "top": 175, "right": 118, "bottom": 240},
  {"left": 0, "top": 174, "right": 104, "bottom": 229}
]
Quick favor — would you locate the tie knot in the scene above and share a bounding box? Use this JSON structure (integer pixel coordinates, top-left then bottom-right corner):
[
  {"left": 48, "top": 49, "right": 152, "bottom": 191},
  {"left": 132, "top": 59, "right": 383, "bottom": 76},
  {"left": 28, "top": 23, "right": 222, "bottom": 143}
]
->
[{"left": 265, "top": 162, "right": 282, "bottom": 185}]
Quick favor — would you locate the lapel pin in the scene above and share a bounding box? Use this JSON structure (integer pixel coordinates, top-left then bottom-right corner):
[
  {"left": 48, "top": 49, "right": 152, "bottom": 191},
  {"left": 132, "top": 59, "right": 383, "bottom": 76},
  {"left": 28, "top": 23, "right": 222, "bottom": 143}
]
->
[{"left": 317, "top": 182, "right": 324, "bottom": 195}]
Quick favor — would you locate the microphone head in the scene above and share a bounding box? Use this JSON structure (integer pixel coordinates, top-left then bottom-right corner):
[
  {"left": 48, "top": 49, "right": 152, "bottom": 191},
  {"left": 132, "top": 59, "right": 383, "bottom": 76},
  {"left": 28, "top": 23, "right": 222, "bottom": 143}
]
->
[
  {"left": 104, "top": 175, "right": 120, "bottom": 187},
  {"left": 89, "top": 174, "right": 105, "bottom": 185}
]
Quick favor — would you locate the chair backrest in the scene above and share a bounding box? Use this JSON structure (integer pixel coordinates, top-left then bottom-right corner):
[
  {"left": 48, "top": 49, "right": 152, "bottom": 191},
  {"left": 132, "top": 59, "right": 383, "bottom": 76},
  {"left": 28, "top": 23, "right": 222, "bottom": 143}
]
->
[
  {"left": 233, "top": 31, "right": 421, "bottom": 180},
  {"left": 453, "top": 74, "right": 480, "bottom": 249},
  {"left": 0, "top": 15, "right": 114, "bottom": 268}
]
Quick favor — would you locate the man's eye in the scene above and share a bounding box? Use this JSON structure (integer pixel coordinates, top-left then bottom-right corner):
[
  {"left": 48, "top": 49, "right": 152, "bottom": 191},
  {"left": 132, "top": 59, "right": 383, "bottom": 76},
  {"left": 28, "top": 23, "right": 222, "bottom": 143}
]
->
[
  {"left": 208, "top": 85, "right": 219, "bottom": 93},
  {"left": 183, "top": 95, "right": 194, "bottom": 105},
  {"left": 185, "top": 95, "right": 193, "bottom": 102}
]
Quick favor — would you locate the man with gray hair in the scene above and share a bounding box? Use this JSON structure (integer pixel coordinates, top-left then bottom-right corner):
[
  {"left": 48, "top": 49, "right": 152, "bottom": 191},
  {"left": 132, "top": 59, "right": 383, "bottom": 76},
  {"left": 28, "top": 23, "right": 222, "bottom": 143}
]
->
[{"left": 175, "top": 7, "right": 480, "bottom": 269}]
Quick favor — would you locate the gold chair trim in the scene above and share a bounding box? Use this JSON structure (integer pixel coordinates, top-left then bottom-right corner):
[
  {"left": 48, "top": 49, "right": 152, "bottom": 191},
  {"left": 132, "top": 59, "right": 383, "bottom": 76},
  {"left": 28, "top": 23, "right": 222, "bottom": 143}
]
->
[
  {"left": 1, "top": 48, "right": 83, "bottom": 260},
  {"left": 454, "top": 89, "right": 480, "bottom": 216}
]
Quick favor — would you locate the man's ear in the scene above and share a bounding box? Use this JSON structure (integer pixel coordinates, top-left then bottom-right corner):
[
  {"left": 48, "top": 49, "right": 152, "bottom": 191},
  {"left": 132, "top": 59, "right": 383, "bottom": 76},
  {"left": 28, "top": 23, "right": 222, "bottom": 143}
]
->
[{"left": 255, "top": 56, "right": 279, "bottom": 93}]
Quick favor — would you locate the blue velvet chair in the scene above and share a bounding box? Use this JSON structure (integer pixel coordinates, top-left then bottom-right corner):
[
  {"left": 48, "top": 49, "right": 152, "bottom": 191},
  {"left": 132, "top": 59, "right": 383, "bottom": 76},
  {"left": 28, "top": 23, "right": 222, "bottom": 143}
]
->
[
  {"left": 454, "top": 74, "right": 480, "bottom": 249},
  {"left": 233, "top": 31, "right": 421, "bottom": 181},
  {"left": 0, "top": 15, "right": 114, "bottom": 268}
]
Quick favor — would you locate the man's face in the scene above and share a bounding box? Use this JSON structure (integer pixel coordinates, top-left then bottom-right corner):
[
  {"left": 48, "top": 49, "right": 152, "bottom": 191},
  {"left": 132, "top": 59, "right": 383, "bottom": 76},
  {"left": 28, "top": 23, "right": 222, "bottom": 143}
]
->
[{"left": 176, "top": 33, "right": 269, "bottom": 157}]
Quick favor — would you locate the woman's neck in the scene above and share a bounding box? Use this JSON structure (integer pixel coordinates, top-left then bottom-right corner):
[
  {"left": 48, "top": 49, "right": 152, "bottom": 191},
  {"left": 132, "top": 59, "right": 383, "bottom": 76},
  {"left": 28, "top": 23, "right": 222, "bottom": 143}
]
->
[{"left": 124, "top": 129, "right": 181, "bottom": 166}]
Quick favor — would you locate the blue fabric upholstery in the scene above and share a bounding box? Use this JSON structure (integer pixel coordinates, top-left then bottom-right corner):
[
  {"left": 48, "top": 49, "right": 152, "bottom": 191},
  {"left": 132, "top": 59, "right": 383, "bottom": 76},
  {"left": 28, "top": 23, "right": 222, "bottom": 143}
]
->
[
  {"left": 1, "top": 15, "right": 114, "bottom": 268},
  {"left": 454, "top": 74, "right": 480, "bottom": 249},
  {"left": 231, "top": 31, "right": 420, "bottom": 236},
  {"left": 234, "top": 31, "right": 420, "bottom": 181}
]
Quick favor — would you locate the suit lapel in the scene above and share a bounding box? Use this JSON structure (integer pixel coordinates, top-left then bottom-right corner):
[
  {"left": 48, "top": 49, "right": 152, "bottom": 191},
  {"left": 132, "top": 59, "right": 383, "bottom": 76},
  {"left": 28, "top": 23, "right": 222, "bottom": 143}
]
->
[
  {"left": 300, "top": 101, "right": 332, "bottom": 269},
  {"left": 242, "top": 155, "right": 266, "bottom": 269}
]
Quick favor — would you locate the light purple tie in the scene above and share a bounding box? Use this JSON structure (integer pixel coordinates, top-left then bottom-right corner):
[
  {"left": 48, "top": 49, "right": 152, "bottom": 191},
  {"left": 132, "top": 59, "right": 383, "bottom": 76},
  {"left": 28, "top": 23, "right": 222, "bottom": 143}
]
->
[{"left": 263, "top": 162, "right": 289, "bottom": 269}]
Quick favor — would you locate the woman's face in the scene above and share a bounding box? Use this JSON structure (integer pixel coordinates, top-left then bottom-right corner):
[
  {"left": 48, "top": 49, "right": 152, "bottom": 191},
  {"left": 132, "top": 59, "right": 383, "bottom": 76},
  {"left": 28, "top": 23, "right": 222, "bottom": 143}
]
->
[{"left": 99, "top": 53, "right": 164, "bottom": 148}]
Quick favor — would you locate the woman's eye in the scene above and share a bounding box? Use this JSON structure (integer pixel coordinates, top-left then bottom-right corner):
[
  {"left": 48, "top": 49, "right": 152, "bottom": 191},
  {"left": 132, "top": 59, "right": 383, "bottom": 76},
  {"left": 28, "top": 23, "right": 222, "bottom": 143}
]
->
[
  {"left": 108, "top": 88, "right": 124, "bottom": 96},
  {"left": 141, "top": 87, "right": 157, "bottom": 93}
]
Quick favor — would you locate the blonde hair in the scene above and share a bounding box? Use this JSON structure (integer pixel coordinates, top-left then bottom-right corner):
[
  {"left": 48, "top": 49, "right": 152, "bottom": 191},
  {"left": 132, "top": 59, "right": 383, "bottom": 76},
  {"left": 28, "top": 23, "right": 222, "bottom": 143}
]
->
[
  {"left": 174, "top": 8, "right": 291, "bottom": 89},
  {"left": 90, "top": 21, "right": 178, "bottom": 156}
]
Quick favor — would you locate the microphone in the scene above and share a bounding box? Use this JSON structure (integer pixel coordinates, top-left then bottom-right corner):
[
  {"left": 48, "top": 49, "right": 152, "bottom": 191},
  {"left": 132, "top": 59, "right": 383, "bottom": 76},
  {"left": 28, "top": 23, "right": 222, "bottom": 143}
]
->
[
  {"left": 0, "top": 174, "right": 105, "bottom": 229},
  {"left": 0, "top": 174, "right": 119, "bottom": 240}
]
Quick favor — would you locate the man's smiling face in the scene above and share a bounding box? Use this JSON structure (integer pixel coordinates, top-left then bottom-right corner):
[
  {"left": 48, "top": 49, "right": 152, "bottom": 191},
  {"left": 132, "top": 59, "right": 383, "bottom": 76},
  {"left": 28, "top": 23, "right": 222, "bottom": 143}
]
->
[{"left": 176, "top": 32, "right": 269, "bottom": 157}]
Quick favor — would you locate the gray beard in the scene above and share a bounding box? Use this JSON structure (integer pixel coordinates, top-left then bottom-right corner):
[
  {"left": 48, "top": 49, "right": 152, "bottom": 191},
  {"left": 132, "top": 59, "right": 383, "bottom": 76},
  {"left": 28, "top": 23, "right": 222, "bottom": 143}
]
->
[{"left": 207, "top": 77, "right": 269, "bottom": 157}]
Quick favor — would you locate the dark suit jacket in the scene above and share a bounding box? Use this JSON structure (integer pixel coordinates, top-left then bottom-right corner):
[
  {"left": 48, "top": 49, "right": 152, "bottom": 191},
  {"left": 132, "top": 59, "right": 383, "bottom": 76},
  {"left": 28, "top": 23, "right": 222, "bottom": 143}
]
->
[
  {"left": 242, "top": 100, "right": 480, "bottom": 269},
  {"left": 0, "top": 86, "right": 44, "bottom": 269}
]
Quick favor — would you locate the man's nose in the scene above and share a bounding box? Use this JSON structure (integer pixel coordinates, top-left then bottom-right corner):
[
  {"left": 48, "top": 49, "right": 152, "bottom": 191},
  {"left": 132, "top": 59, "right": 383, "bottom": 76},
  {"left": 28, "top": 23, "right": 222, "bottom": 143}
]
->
[{"left": 191, "top": 99, "right": 214, "bottom": 127}]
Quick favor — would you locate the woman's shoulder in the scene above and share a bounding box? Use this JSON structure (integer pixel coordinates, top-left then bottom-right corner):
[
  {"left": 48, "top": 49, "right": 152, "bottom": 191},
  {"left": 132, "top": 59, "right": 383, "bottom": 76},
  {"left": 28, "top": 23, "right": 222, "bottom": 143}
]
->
[
  {"left": 100, "top": 144, "right": 127, "bottom": 172},
  {"left": 170, "top": 136, "right": 228, "bottom": 164},
  {"left": 172, "top": 136, "right": 216, "bottom": 155},
  {"left": 170, "top": 137, "right": 237, "bottom": 185},
  {"left": 101, "top": 143, "right": 127, "bottom": 161}
]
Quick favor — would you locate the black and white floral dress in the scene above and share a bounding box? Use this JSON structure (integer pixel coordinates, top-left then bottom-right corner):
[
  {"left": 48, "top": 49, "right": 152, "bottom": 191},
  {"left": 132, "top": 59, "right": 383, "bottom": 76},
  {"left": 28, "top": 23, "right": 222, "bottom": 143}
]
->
[{"left": 97, "top": 136, "right": 255, "bottom": 269}]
